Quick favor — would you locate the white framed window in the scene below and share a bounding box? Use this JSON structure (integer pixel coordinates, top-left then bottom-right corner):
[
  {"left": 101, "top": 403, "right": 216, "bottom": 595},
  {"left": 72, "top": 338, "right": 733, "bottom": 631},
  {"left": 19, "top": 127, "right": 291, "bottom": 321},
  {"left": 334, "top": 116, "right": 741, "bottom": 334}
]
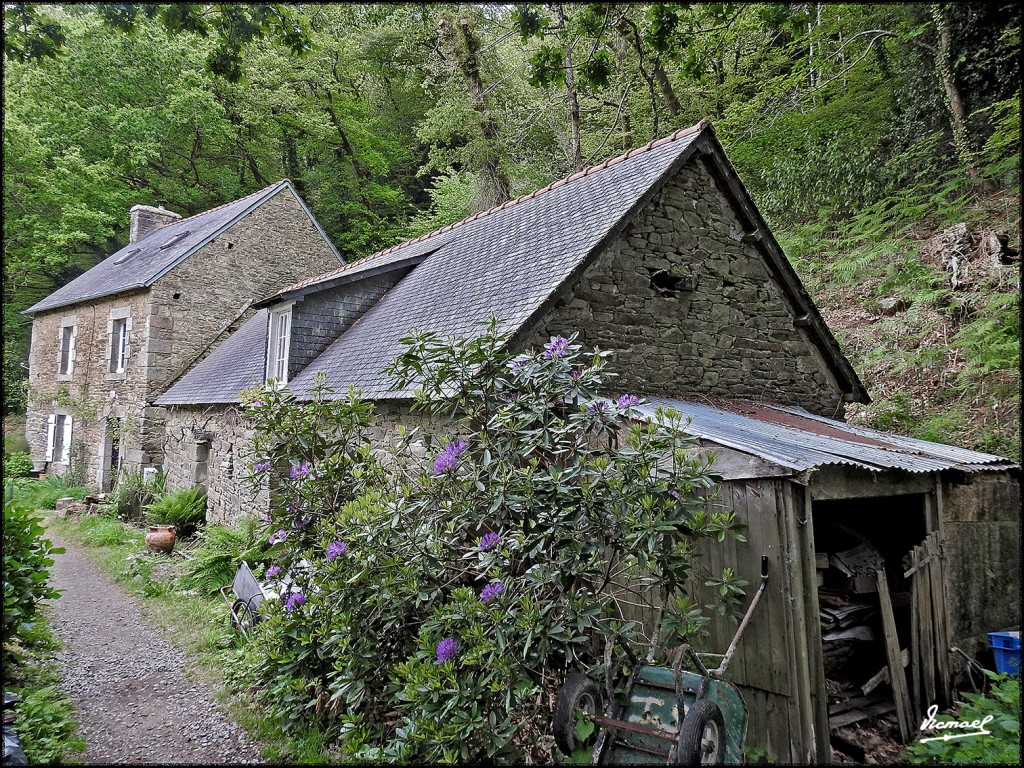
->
[
  {"left": 45, "top": 413, "right": 73, "bottom": 465},
  {"left": 266, "top": 304, "right": 293, "bottom": 384},
  {"left": 107, "top": 308, "right": 131, "bottom": 377},
  {"left": 58, "top": 315, "right": 77, "bottom": 379}
]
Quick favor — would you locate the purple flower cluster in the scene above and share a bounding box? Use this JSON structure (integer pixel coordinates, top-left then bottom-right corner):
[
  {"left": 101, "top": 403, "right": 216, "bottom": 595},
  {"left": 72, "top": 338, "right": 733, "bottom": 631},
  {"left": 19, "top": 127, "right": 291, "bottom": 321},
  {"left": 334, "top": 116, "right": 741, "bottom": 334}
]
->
[
  {"left": 266, "top": 565, "right": 282, "bottom": 579},
  {"left": 569, "top": 367, "right": 584, "bottom": 379},
  {"left": 284, "top": 592, "right": 305, "bottom": 612},
  {"left": 293, "top": 517, "right": 311, "bottom": 529},
  {"left": 616, "top": 394, "right": 640, "bottom": 409},
  {"left": 253, "top": 460, "right": 272, "bottom": 472},
  {"left": 433, "top": 440, "right": 468, "bottom": 474},
  {"left": 509, "top": 357, "right": 528, "bottom": 373},
  {"left": 268, "top": 529, "right": 288, "bottom": 545},
  {"left": 587, "top": 399, "right": 611, "bottom": 415},
  {"left": 436, "top": 637, "right": 458, "bottom": 663},
  {"left": 543, "top": 336, "right": 570, "bottom": 359},
  {"left": 289, "top": 464, "right": 311, "bottom": 479},
  {"left": 326, "top": 540, "right": 348, "bottom": 561},
  {"left": 479, "top": 532, "right": 501, "bottom": 552},
  {"left": 480, "top": 581, "right": 505, "bottom": 603},
  {"left": 251, "top": 400, "right": 265, "bottom": 408}
]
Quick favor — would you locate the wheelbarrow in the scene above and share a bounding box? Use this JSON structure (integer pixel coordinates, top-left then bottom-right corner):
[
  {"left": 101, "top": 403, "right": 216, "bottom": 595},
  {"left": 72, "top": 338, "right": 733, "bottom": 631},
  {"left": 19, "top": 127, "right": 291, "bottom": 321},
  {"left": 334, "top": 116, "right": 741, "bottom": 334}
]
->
[
  {"left": 219, "top": 561, "right": 270, "bottom": 635},
  {"left": 554, "top": 555, "right": 769, "bottom": 764}
]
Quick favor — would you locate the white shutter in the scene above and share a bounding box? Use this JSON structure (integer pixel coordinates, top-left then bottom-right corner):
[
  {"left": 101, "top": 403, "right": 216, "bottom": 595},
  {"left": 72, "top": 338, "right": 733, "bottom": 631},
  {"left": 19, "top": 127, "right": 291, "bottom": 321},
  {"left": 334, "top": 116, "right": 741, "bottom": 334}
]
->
[
  {"left": 45, "top": 414, "right": 56, "bottom": 461},
  {"left": 123, "top": 316, "right": 132, "bottom": 369},
  {"left": 61, "top": 416, "right": 73, "bottom": 464},
  {"left": 69, "top": 326, "right": 77, "bottom": 375}
]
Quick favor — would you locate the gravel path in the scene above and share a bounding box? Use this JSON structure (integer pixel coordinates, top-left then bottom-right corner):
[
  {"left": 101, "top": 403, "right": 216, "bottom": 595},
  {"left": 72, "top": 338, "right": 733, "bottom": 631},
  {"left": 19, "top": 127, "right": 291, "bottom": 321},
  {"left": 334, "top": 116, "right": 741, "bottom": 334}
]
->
[{"left": 43, "top": 528, "right": 266, "bottom": 764}]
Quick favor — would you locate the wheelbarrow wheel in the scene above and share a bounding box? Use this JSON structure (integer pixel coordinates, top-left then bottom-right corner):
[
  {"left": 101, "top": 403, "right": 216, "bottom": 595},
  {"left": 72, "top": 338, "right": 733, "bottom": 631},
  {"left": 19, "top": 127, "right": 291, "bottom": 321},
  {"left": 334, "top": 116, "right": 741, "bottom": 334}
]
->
[
  {"left": 675, "top": 698, "right": 726, "bottom": 765},
  {"left": 231, "top": 598, "right": 258, "bottom": 635},
  {"left": 553, "top": 673, "right": 601, "bottom": 757}
]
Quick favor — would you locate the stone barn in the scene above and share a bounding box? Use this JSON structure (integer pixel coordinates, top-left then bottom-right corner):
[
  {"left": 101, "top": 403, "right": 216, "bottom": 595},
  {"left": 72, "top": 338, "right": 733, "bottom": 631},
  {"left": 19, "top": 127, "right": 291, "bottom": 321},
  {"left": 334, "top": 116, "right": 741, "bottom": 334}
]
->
[{"left": 153, "top": 119, "right": 1020, "bottom": 763}]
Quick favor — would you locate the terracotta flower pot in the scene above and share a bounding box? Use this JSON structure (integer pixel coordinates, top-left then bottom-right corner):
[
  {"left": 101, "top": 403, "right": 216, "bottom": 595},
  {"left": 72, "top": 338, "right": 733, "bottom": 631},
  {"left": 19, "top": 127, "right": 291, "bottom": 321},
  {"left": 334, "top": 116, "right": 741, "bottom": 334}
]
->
[{"left": 145, "top": 525, "right": 176, "bottom": 554}]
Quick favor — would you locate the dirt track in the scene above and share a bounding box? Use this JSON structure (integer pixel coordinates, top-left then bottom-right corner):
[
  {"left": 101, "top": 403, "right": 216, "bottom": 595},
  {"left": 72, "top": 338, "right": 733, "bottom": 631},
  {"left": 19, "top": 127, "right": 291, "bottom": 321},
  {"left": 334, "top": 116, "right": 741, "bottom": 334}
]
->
[{"left": 43, "top": 527, "right": 264, "bottom": 765}]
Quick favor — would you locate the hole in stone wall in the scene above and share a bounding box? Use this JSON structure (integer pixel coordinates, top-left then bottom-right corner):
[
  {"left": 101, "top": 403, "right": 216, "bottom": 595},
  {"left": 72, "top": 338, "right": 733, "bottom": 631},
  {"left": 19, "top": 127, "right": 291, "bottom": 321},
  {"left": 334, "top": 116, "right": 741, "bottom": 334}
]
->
[
  {"left": 226, "top": 241, "right": 235, "bottom": 249},
  {"left": 647, "top": 268, "right": 684, "bottom": 297},
  {"left": 173, "top": 292, "right": 181, "bottom": 300}
]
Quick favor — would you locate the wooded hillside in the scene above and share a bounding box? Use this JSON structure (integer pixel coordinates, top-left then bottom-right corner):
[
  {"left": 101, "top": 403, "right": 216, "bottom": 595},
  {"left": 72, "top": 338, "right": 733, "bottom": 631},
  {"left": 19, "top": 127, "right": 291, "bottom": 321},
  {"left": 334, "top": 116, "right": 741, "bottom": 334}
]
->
[{"left": 4, "top": 2, "right": 1019, "bottom": 457}]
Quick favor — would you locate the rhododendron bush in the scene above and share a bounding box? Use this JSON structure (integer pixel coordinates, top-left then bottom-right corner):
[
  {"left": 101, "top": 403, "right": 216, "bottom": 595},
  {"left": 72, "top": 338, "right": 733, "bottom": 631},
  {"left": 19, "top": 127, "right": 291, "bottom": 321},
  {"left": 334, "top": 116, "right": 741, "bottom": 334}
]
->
[{"left": 229, "top": 324, "right": 745, "bottom": 763}]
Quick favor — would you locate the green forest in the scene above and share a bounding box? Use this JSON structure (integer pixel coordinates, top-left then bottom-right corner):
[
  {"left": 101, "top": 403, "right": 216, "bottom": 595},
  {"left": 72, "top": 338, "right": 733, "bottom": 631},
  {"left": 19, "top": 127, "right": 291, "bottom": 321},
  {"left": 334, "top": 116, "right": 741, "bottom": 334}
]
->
[{"left": 3, "top": 2, "right": 1020, "bottom": 457}]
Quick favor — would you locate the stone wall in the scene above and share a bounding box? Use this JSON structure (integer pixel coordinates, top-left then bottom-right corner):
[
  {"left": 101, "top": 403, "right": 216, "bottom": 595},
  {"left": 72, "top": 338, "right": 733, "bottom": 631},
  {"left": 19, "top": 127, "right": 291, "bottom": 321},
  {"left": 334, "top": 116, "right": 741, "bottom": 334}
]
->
[
  {"left": 942, "top": 472, "right": 1021, "bottom": 656},
  {"left": 147, "top": 189, "right": 341, "bottom": 392},
  {"left": 288, "top": 271, "right": 408, "bottom": 378},
  {"left": 525, "top": 159, "right": 845, "bottom": 417},
  {"left": 163, "top": 401, "right": 451, "bottom": 524},
  {"left": 26, "top": 290, "right": 153, "bottom": 487}
]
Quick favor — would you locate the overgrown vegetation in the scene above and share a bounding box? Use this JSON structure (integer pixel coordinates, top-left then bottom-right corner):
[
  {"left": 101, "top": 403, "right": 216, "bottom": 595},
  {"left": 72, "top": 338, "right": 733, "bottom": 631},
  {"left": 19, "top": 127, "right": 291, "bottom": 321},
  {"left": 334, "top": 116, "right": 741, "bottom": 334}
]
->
[
  {"left": 224, "top": 331, "right": 743, "bottom": 762},
  {"left": 3, "top": 480, "right": 63, "bottom": 660},
  {"left": 907, "top": 672, "right": 1020, "bottom": 764},
  {"left": 2, "top": 480, "right": 84, "bottom": 764},
  {"left": 9, "top": 474, "right": 89, "bottom": 511}
]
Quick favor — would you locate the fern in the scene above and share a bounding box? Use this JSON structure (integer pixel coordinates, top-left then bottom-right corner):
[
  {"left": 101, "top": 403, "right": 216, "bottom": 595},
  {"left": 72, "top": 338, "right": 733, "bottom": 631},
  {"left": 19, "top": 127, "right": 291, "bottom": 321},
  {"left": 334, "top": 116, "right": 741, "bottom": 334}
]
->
[{"left": 177, "top": 517, "right": 267, "bottom": 595}]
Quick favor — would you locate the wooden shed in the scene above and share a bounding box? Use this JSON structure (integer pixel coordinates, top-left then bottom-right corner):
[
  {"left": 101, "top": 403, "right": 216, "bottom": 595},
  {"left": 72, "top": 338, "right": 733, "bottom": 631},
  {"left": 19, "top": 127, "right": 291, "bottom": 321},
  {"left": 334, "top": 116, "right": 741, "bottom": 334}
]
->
[{"left": 634, "top": 397, "right": 1020, "bottom": 764}]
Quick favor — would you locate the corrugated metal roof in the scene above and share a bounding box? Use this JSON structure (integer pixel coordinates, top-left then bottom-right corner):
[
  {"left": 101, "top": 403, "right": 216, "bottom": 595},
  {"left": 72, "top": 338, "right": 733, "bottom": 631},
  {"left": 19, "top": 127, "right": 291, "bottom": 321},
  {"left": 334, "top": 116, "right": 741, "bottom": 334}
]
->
[{"left": 637, "top": 397, "right": 1015, "bottom": 474}]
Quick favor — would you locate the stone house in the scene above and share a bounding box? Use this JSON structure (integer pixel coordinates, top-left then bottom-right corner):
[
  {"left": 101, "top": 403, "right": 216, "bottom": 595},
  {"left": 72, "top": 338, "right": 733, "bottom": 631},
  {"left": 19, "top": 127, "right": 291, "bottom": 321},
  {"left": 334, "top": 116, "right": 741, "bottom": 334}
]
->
[
  {"left": 153, "top": 120, "right": 1019, "bottom": 762},
  {"left": 23, "top": 180, "right": 342, "bottom": 490}
]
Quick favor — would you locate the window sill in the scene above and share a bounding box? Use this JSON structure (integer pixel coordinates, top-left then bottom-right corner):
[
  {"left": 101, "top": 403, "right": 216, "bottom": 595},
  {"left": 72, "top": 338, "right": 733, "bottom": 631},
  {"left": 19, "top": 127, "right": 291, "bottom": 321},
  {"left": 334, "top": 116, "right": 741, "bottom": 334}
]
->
[
  {"left": 106, "top": 371, "right": 127, "bottom": 381},
  {"left": 57, "top": 373, "right": 74, "bottom": 382}
]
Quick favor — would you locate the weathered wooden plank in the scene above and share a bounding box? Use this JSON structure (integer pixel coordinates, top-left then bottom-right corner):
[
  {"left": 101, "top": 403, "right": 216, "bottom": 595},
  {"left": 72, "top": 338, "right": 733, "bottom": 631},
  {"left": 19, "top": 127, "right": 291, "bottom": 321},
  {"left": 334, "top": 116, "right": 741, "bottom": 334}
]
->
[
  {"left": 910, "top": 542, "right": 923, "bottom": 723},
  {"left": 928, "top": 532, "right": 952, "bottom": 706},
  {"left": 829, "top": 701, "right": 897, "bottom": 729},
  {"left": 877, "top": 567, "right": 913, "bottom": 742},
  {"left": 920, "top": 537, "right": 937, "bottom": 709},
  {"left": 781, "top": 481, "right": 816, "bottom": 763}
]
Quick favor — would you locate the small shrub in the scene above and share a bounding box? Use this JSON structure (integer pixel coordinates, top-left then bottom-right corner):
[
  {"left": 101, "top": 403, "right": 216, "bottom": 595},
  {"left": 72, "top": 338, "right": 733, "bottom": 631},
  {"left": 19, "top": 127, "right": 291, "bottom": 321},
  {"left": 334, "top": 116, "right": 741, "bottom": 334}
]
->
[
  {"left": 144, "top": 486, "right": 207, "bottom": 537},
  {"left": 3, "top": 450, "right": 33, "bottom": 478},
  {"left": 3, "top": 480, "right": 63, "bottom": 660},
  {"left": 110, "top": 468, "right": 163, "bottom": 521}
]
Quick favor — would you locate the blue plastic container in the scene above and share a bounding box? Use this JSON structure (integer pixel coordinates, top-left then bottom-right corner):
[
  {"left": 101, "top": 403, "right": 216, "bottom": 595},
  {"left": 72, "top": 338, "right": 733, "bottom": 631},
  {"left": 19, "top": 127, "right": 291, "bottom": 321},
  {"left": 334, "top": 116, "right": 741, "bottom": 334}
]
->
[{"left": 988, "top": 631, "right": 1021, "bottom": 676}]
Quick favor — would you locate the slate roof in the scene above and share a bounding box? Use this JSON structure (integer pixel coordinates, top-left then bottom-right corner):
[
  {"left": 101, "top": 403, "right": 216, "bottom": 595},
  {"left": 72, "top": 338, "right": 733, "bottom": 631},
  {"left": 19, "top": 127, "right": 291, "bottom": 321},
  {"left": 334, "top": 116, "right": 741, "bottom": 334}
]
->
[
  {"left": 284, "top": 123, "right": 709, "bottom": 400},
  {"left": 158, "top": 119, "right": 865, "bottom": 406},
  {"left": 26, "top": 180, "right": 340, "bottom": 314},
  {"left": 636, "top": 397, "right": 1017, "bottom": 474},
  {"left": 157, "top": 310, "right": 269, "bottom": 405}
]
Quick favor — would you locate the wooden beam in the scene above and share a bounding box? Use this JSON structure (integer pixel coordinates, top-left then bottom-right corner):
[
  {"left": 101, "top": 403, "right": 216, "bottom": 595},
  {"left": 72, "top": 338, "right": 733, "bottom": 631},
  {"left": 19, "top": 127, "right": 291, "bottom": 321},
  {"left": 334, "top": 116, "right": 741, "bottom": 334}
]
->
[
  {"left": 877, "top": 567, "right": 913, "bottom": 742},
  {"left": 829, "top": 701, "right": 897, "bottom": 729}
]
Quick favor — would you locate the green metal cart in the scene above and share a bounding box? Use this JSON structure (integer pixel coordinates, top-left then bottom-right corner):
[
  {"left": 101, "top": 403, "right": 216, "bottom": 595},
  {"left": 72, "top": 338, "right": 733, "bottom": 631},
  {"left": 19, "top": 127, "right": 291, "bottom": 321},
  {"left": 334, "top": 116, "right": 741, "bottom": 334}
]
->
[{"left": 554, "top": 556, "right": 769, "bottom": 764}]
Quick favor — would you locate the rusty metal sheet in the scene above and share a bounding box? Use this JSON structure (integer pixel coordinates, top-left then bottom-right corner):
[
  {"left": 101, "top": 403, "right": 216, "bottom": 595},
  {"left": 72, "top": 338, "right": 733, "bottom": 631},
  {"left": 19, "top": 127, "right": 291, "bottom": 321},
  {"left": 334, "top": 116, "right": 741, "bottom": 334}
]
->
[{"left": 637, "top": 398, "right": 1015, "bottom": 475}]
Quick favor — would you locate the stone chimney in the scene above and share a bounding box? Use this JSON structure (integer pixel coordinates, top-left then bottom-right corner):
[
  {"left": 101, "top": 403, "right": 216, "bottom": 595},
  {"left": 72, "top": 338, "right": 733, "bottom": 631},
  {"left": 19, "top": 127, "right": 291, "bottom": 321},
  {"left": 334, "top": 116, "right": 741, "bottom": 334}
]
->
[{"left": 129, "top": 204, "right": 182, "bottom": 243}]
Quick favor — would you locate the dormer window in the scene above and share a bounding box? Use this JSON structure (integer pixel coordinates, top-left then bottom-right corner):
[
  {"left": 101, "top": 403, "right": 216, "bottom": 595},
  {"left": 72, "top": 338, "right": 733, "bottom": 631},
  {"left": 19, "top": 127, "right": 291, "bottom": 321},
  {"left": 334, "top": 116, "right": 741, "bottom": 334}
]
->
[{"left": 266, "top": 304, "right": 293, "bottom": 384}]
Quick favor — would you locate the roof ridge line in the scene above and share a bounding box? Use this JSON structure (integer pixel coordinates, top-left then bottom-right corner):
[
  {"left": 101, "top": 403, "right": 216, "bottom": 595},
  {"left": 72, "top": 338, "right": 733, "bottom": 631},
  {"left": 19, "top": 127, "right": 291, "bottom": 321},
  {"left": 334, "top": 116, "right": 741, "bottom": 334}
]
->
[
  {"left": 329, "top": 120, "right": 711, "bottom": 276},
  {"left": 159, "top": 179, "right": 289, "bottom": 228}
]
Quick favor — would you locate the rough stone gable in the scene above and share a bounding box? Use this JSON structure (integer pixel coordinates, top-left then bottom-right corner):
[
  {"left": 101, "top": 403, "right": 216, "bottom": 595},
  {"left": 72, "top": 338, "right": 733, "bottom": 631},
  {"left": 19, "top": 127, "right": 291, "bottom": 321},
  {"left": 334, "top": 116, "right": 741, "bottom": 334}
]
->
[
  {"left": 526, "top": 157, "right": 846, "bottom": 417},
  {"left": 147, "top": 189, "right": 340, "bottom": 392}
]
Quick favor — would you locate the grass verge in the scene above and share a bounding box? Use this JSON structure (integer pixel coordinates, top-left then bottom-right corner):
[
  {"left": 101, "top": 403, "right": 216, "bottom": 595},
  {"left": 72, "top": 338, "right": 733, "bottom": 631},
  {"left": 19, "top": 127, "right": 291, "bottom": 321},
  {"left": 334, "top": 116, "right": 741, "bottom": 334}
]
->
[
  {"left": 44, "top": 513, "right": 332, "bottom": 764},
  {"left": 3, "top": 616, "right": 87, "bottom": 764}
]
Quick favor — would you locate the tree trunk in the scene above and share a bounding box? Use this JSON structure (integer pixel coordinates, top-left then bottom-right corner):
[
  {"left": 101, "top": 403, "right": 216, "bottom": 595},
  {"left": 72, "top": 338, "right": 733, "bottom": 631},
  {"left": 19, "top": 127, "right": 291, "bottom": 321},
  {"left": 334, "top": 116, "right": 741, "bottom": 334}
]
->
[
  {"left": 931, "top": 4, "right": 983, "bottom": 184},
  {"left": 652, "top": 58, "right": 679, "bottom": 119},
  {"left": 437, "top": 17, "right": 510, "bottom": 208},
  {"left": 555, "top": 4, "right": 583, "bottom": 171}
]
